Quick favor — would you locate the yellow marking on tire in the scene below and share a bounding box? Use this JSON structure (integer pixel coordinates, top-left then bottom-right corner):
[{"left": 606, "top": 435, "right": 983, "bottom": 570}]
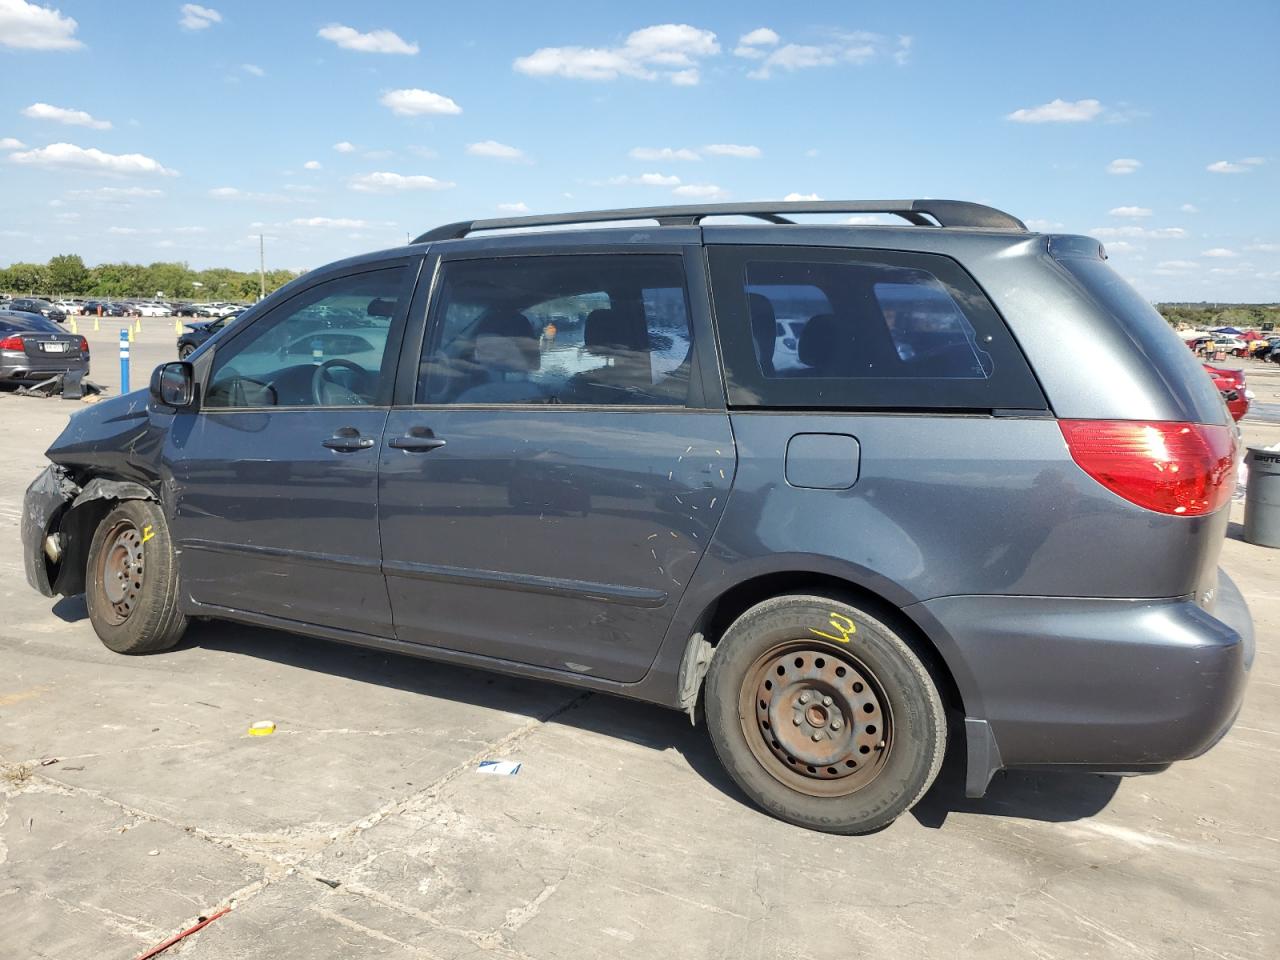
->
[
  {"left": 141, "top": 525, "right": 155, "bottom": 543},
  {"left": 811, "top": 611, "right": 857, "bottom": 644}
]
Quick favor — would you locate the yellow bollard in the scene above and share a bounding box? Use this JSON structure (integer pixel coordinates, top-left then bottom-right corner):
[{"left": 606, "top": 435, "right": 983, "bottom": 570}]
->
[
  {"left": 93, "top": 316, "right": 100, "bottom": 332},
  {"left": 174, "top": 318, "right": 182, "bottom": 334},
  {"left": 135, "top": 317, "right": 142, "bottom": 334},
  {"left": 70, "top": 317, "right": 78, "bottom": 334},
  {"left": 128, "top": 326, "right": 135, "bottom": 343}
]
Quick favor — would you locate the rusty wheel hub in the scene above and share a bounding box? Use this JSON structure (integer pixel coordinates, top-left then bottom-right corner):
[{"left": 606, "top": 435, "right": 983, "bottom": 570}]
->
[
  {"left": 100, "top": 522, "right": 144, "bottom": 623},
  {"left": 741, "top": 642, "right": 891, "bottom": 797}
]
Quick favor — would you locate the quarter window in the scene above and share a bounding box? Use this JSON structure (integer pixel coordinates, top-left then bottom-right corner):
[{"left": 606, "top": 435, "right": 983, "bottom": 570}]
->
[
  {"left": 418, "top": 255, "right": 693, "bottom": 406},
  {"left": 710, "top": 246, "right": 1044, "bottom": 410}
]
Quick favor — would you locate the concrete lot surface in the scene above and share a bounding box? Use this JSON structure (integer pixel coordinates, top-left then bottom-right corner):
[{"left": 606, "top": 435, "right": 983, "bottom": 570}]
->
[{"left": 2, "top": 324, "right": 1278, "bottom": 959}]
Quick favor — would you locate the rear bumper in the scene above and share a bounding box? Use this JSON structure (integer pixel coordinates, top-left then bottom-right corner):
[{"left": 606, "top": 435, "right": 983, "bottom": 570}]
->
[
  {"left": 908, "top": 569, "right": 1252, "bottom": 796},
  {"left": 1, "top": 358, "right": 90, "bottom": 381}
]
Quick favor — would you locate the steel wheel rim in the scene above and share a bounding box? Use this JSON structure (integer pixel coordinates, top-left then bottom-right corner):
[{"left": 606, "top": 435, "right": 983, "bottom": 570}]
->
[
  {"left": 739, "top": 640, "right": 892, "bottom": 797},
  {"left": 97, "top": 520, "right": 145, "bottom": 625}
]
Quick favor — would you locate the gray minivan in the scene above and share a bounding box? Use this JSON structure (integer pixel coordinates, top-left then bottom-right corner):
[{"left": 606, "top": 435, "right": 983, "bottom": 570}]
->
[{"left": 21, "top": 200, "right": 1252, "bottom": 834}]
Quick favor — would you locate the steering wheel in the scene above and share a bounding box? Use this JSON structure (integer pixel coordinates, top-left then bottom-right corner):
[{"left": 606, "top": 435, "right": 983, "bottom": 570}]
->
[{"left": 311, "top": 358, "right": 367, "bottom": 406}]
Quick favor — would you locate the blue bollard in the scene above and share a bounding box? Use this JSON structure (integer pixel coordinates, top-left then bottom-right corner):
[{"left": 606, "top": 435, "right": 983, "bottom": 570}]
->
[{"left": 119, "top": 328, "right": 130, "bottom": 393}]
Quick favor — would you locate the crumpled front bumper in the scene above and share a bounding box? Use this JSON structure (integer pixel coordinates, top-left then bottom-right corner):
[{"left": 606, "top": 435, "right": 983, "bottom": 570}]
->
[{"left": 21, "top": 463, "right": 79, "bottom": 597}]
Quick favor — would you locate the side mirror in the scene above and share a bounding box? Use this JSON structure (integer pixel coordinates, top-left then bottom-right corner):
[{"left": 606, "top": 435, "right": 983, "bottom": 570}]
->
[{"left": 150, "top": 361, "right": 197, "bottom": 409}]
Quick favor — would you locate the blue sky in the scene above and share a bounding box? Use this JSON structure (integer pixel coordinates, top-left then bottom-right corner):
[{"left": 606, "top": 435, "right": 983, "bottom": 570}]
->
[{"left": 1, "top": 0, "right": 1277, "bottom": 301}]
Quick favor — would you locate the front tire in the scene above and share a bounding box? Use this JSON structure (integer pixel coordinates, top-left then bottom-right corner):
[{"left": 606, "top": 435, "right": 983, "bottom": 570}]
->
[
  {"left": 705, "top": 594, "right": 946, "bottom": 834},
  {"left": 85, "top": 500, "right": 187, "bottom": 654},
  {"left": 178, "top": 344, "right": 195, "bottom": 359}
]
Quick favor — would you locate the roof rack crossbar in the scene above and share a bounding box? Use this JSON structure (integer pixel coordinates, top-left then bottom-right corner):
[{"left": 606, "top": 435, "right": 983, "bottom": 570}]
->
[{"left": 412, "top": 199, "right": 1024, "bottom": 244}]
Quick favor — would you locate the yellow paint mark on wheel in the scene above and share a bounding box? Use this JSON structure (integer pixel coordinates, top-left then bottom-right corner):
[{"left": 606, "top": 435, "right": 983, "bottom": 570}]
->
[
  {"left": 810, "top": 611, "right": 857, "bottom": 644},
  {"left": 141, "top": 525, "right": 155, "bottom": 543}
]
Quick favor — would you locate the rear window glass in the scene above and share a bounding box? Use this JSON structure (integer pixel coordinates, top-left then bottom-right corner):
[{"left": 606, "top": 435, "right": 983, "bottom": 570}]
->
[
  {"left": 0, "top": 312, "right": 62, "bottom": 333},
  {"left": 709, "top": 246, "right": 1045, "bottom": 410}
]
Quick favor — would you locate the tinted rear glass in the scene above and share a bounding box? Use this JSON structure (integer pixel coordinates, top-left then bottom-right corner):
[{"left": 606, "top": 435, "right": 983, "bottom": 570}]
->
[
  {"left": 709, "top": 246, "right": 1045, "bottom": 410},
  {"left": 0, "top": 312, "right": 63, "bottom": 333}
]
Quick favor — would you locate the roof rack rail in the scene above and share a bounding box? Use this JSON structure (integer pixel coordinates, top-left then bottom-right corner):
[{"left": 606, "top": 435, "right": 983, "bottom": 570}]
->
[{"left": 412, "top": 199, "right": 1026, "bottom": 243}]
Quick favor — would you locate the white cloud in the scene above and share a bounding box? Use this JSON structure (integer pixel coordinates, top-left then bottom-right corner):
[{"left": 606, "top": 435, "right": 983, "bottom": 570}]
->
[
  {"left": 348, "top": 171, "right": 455, "bottom": 192},
  {"left": 1157, "top": 260, "right": 1198, "bottom": 270},
  {"left": 303, "top": 160, "right": 321, "bottom": 170},
  {"left": 1207, "top": 158, "right": 1264, "bottom": 174},
  {"left": 380, "top": 88, "right": 462, "bottom": 116},
  {"left": 630, "top": 146, "right": 700, "bottom": 161},
  {"left": 107, "top": 226, "right": 139, "bottom": 234},
  {"left": 784, "top": 192, "right": 822, "bottom": 201},
  {"left": 733, "top": 27, "right": 779, "bottom": 57},
  {"left": 333, "top": 141, "right": 356, "bottom": 153},
  {"left": 1246, "top": 243, "right": 1279, "bottom": 253},
  {"left": 703, "top": 143, "right": 761, "bottom": 158},
  {"left": 179, "top": 4, "right": 221, "bottom": 31},
  {"left": 744, "top": 31, "right": 904, "bottom": 79},
  {"left": 1007, "top": 98, "right": 1103, "bottom": 123},
  {"left": 513, "top": 23, "right": 719, "bottom": 85},
  {"left": 1024, "top": 218, "right": 1065, "bottom": 231},
  {"left": 317, "top": 24, "right": 418, "bottom": 55},
  {"left": 290, "top": 216, "right": 369, "bottom": 228},
  {"left": 9, "top": 142, "right": 176, "bottom": 176},
  {"left": 22, "top": 102, "right": 111, "bottom": 129},
  {"left": 609, "top": 172, "right": 681, "bottom": 186},
  {"left": 1201, "top": 248, "right": 1237, "bottom": 258},
  {"left": 1180, "top": 203, "right": 1200, "bottom": 213},
  {"left": 68, "top": 185, "right": 164, "bottom": 200},
  {"left": 0, "top": 137, "right": 26, "bottom": 150},
  {"left": 242, "top": 63, "right": 264, "bottom": 76},
  {"left": 208, "top": 186, "right": 241, "bottom": 197},
  {"left": 466, "top": 140, "right": 527, "bottom": 161},
  {"left": 0, "top": 0, "right": 82, "bottom": 50},
  {"left": 1107, "top": 158, "right": 1141, "bottom": 175},
  {"left": 673, "top": 183, "right": 726, "bottom": 199},
  {"left": 497, "top": 201, "right": 529, "bottom": 213},
  {"left": 1109, "top": 206, "right": 1152, "bottom": 218},
  {"left": 1089, "top": 225, "right": 1188, "bottom": 239}
]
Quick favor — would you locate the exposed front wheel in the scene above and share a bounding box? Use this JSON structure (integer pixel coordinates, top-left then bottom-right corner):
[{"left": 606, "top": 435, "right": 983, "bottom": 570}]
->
[
  {"left": 178, "top": 344, "right": 195, "bottom": 359},
  {"left": 705, "top": 594, "right": 946, "bottom": 834},
  {"left": 85, "top": 500, "right": 187, "bottom": 654}
]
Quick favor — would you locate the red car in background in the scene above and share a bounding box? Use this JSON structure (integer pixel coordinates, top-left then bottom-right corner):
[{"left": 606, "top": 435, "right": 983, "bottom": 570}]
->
[{"left": 1204, "top": 363, "right": 1250, "bottom": 421}]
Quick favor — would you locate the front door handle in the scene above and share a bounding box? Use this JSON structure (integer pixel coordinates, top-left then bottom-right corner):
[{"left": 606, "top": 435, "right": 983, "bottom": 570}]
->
[{"left": 322, "top": 427, "right": 375, "bottom": 452}]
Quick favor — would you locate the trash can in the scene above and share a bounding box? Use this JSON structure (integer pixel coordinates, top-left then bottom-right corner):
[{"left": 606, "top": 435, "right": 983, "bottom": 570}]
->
[{"left": 1244, "top": 447, "right": 1280, "bottom": 547}]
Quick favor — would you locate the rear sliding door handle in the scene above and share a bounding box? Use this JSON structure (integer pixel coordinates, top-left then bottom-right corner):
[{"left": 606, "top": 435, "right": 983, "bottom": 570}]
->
[{"left": 389, "top": 435, "right": 447, "bottom": 452}]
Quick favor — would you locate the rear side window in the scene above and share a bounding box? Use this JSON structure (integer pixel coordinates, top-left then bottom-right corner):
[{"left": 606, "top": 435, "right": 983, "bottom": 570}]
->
[
  {"left": 709, "top": 246, "right": 1045, "bottom": 410},
  {"left": 418, "top": 254, "right": 693, "bottom": 406}
]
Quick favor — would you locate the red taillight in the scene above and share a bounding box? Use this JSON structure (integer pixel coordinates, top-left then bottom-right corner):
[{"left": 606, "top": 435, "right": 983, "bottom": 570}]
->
[
  {"left": 1059, "top": 420, "right": 1237, "bottom": 516},
  {"left": 79, "top": 336, "right": 89, "bottom": 353},
  {"left": 0, "top": 335, "right": 23, "bottom": 350}
]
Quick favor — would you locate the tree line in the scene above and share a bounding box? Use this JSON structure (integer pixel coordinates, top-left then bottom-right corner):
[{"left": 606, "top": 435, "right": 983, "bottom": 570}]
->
[
  {"left": 0, "top": 254, "right": 304, "bottom": 303},
  {"left": 1157, "top": 303, "right": 1280, "bottom": 330}
]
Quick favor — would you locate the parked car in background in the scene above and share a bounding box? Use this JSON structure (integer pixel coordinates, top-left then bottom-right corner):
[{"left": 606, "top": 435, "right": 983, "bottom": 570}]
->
[
  {"left": 7, "top": 298, "right": 67, "bottom": 323},
  {"left": 176, "top": 311, "right": 242, "bottom": 358},
  {"left": 1203, "top": 363, "right": 1250, "bottom": 421},
  {"left": 81, "top": 300, "right": 129, "bottom": 318},
  {"left": 133, "top": 301, "right": 172, "bottom": 317},
  {"left": 52, "top": 299, "right": 79, "bottom": 314},
  {"left": 20, "top": 199, "right": 1253, "bottom": 836},
  {"left": 0, "top": 310, "right": 89, "bottom": 385}
]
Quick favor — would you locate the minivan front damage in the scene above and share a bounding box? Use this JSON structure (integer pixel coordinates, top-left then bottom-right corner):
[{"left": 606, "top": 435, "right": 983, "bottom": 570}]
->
[{"left": 21, "top": 391, "right": 165, "bottom": 598}]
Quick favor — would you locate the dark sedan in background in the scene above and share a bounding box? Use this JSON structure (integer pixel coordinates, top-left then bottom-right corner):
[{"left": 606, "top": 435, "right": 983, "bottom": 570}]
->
[
  {"left": 177, "top": 311, "right": 242, "bottom": 358},
  {"left": 0, "top": 311, "right": 89, "bottom": 385},
  {"left": 6, "top": 298, "right": 67, "bottom": 324}
]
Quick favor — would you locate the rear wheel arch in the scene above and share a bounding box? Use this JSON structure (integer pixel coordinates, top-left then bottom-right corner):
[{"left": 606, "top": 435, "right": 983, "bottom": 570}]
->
[{"left": 677, "top": 571, "right": 968, "bottom": 722}]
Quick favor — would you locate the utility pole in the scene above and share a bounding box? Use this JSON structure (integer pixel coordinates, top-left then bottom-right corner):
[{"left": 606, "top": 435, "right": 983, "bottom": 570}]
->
[{"left": 258, "top": 234, "right": 266, "bottom": 300}]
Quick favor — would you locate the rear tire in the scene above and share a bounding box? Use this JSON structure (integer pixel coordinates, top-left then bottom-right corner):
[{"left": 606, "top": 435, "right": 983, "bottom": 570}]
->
[
  {"left": 85, "top": 500, "right": 187, "bottom": 654},
  {"left": 705, "top": 594, "right": 946, "bottom": 834}
]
